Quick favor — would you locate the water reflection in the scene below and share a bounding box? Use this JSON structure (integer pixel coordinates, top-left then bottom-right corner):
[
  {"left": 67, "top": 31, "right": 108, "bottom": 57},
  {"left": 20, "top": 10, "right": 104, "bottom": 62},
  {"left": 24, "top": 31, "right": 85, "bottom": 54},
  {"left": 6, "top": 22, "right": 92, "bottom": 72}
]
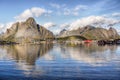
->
[
  {"left": 59, "top": 43, "right": 119, "bottom": 65},
  {"left": 0, "top": 44, "right": 53, "bottom": 65},
  {"left": 1, "top": 43, "right": 119, "bottom": 65},
  {"left": 0, "top": 43, "right": 120, "bottom": 67},
  {"left": 0, "top": 43, "right": 120, "bottom": 79},
  {"left": 0, "top": 43, "right": 53, "bottom": 77}
]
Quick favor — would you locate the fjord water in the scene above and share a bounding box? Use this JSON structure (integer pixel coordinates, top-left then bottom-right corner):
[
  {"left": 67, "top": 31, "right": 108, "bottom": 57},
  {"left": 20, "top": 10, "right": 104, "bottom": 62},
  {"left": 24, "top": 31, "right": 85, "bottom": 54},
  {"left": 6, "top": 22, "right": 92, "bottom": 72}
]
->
[{"left": 0, "top": 43, "right": 120, "bottom": 80}]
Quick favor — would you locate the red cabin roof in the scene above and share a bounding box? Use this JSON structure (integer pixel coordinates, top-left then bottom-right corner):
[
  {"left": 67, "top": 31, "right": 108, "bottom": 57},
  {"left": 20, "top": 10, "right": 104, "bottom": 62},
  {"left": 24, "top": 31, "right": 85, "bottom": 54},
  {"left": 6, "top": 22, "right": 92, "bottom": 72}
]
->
[{"left": 84, "top": 40, "right": 92, "bottom": 43}]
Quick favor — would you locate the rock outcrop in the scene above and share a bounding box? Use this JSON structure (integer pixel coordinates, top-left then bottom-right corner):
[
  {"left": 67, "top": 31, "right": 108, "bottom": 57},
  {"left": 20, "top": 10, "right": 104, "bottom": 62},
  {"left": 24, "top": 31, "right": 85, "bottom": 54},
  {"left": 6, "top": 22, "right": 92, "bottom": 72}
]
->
[
  {"left": 1, "top": 17, "right": 54, "bottom": 43},
  {"left": 58, "top": 25, "right": 119, "bottom": 40}
]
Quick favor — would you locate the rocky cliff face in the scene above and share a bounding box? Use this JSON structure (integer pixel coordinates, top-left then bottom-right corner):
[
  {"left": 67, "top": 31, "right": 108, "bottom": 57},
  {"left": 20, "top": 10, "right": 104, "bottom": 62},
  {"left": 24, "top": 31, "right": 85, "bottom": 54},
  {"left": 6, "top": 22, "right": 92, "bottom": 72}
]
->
[
  {"left": 2, "top": 17, "right": 54, "bottom": 43},
  {"left": 58, "top": 25, "right": 119, "bottom": 40}
]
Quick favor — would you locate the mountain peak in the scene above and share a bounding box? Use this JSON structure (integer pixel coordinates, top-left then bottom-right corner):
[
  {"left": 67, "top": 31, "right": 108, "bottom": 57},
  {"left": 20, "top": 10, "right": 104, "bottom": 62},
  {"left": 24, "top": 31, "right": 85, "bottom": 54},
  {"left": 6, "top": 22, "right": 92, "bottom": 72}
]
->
[
  {"left": 26, "top": 17, "right": 36, "bottom": 25},
  {"left": 1, "top": 17, "right": 54, "bottom": 43}
]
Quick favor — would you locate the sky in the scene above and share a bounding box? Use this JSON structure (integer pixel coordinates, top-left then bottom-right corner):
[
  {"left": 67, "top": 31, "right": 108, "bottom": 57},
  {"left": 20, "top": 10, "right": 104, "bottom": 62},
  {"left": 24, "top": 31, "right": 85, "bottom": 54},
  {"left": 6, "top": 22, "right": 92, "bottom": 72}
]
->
[{"left": 0, "top": 0, "right": 120, "bottom": 34}]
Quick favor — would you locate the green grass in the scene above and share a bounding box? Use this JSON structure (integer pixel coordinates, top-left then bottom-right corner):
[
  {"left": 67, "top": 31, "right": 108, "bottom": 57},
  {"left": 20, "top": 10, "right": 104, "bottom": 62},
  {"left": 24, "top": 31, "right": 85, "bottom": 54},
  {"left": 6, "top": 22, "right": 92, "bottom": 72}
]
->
[{"left": 57, "top": 35, "right": 87, "bottom": 41}]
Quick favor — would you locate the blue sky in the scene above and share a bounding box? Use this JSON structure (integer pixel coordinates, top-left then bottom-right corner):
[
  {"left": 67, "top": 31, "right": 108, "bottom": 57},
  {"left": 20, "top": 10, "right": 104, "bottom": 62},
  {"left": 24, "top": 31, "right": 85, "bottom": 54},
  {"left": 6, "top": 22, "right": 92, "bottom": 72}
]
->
[{"left": 0, "top": 0, "right": 120, "bottom": 34}]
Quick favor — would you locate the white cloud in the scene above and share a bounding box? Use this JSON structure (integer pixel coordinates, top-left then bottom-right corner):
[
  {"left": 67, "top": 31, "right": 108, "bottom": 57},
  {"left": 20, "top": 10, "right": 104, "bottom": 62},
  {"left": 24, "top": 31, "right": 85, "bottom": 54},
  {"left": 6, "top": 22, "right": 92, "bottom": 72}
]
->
[
  {"left": 112, "top": 13, "right": 120, "bottom": 17},
  {"left": 72, "top": 12, "right": 79, "bottom": 16},
  {"left": 63, "top": 8, "right": 71, "bottom": 15},
  {"left": 52, "top": 29, "right": 61, "bottom": 35},
  {"left": 50, "top": 23, "right": 69, "bottom": 34},
  {"left": 74, "top": 5, "right": 88, "bottom": 11},
  {"left": 0, "top": 24, "right": 4, "bottom": 29},
  {"left": 0, "top": 23, "right": 4, "bottom": 33},
  {"left": 73, "top": 5, "right": 88, "bottom": 16},
  {"left": 5, "top": 22, "right": 14, "bottom": 29},
  {"left": 44, "top": 10, "right": 53, "bottom": 17},
  {"left": 50, "top": 3, "right": 67, "bottom": 9},
  {"left": 47, "top": 10, "right": 53, "bottom": 14},
  {"left": 31, "top": 7, "right": 46, "bottom": 17},
  {"left": 60, "top": 23, "right": 69, "bottom": 29},
  {"left": 63, "top": 5, "right": 88, "bottom": 16},
  {"left": 51, "top": 23, "right": 70, "bottom": 34},
  {"left": 50, "top": 3, "right": 60, "bottom": 9},
  {"left": 43, "top": 22, "right": 56, "bottom": 29},
  {"left": 14, "top": 7, "right": 52, "bottom": 21},
  {"left": 49, "top": 3, "right": 88, "bottom": 16},
  {"left": 0, "top": 22, "right": 14, "bottom": 33},
  {"left": 14, "top": 9, "right": 33, "bottom": 21},
  {"left": 68, "top": 16, "right": 120, "bottom": 30}
]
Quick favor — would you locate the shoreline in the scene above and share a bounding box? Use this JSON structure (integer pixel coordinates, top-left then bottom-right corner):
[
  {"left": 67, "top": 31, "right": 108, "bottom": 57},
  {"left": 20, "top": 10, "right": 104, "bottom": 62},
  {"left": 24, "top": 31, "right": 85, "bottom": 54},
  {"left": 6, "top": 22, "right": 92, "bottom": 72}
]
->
[{"left": 0, "top": 39, "right": 120, "bottom": 45}]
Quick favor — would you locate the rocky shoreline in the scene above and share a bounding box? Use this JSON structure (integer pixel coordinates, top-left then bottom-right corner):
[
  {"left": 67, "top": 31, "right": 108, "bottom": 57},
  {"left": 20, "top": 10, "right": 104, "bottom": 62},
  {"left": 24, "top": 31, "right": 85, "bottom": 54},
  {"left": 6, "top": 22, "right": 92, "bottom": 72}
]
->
[{"left": 0, "top": 41, "right": 18, "bottom": 45}]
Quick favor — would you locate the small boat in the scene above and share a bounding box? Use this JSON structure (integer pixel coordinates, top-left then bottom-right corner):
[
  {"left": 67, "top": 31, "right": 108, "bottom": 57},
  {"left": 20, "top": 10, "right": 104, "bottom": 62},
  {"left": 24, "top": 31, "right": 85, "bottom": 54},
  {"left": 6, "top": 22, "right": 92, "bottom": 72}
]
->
[
  {"left": 97, "top": 40, "right": 106, "bottom": 45},
  {"left": 98, "top": 39, "right": 120, "bottom": 45},
  {"left": 114, "top": 39, "right": 120, "bottom": 44},
  {"left": 105, "top": 40, "right": 114, "bottom": 44}
]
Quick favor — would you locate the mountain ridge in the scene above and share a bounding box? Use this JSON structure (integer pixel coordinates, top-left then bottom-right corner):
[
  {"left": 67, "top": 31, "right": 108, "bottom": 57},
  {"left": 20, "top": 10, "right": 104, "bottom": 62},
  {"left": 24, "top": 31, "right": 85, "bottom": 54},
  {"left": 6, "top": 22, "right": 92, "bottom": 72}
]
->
[
  {"left": 58, "top": 25, "right": 119, "bottom": 40},
  {"left": 0, "top": 17, "right": 54, "bottom": 43}
]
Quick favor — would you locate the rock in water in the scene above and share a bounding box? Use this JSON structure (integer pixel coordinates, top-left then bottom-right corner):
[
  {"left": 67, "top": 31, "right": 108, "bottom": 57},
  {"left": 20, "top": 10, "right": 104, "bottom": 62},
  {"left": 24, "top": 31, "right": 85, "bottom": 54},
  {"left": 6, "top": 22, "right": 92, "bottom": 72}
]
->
[{"left": 2, "top": 17, "right": 54, "bottom": 43}]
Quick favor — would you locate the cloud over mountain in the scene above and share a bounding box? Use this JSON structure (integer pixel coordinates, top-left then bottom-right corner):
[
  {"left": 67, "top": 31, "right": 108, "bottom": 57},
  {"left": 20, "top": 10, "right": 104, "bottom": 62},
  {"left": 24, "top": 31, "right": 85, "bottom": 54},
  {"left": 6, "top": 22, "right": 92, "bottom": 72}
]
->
[
  {"left": 14, "top": 7, "right": 52, "bottom": 21},
  {"left": 43, "top": 22, "right": 56, "bottom": 29},
  {"left": 68, "top": 16, "right": 120, "bottom": 30},
  {"left": 0, "top": 22, "right": 14, "bottom": 33},
  {"left": 60, "top": 23, "right": 69, "bottom": 29}
]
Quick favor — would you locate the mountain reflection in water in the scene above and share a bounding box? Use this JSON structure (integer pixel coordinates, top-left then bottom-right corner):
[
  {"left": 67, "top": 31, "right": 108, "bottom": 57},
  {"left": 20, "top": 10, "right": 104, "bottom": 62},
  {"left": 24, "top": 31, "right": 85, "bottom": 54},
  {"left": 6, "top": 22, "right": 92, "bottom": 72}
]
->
[
  {"left": 59, "top": 43, "right": 119, "bottom": 65},
  {"left": 0, "top": 43, "right": 120, "bottom": 80},
  {"left": 0, "top": 44, "right": 53, "bottom": 65}
]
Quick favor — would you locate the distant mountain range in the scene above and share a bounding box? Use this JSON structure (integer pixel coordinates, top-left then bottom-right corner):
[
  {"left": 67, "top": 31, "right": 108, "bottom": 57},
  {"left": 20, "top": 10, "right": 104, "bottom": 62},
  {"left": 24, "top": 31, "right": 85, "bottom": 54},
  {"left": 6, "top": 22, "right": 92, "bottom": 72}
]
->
[
  {"left": 0, "top": 17, "right": 119, "bottom": 44},
  {"left": 58, "top": 25, "right": 119, "bottom": 40}
]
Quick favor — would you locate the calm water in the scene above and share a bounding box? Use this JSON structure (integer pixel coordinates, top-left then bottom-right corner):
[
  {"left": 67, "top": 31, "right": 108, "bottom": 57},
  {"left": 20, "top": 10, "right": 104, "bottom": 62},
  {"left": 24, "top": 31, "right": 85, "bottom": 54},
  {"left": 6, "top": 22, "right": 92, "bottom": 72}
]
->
[{"left": 0, "top": 43, "right": 120, "bottom": 80}]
